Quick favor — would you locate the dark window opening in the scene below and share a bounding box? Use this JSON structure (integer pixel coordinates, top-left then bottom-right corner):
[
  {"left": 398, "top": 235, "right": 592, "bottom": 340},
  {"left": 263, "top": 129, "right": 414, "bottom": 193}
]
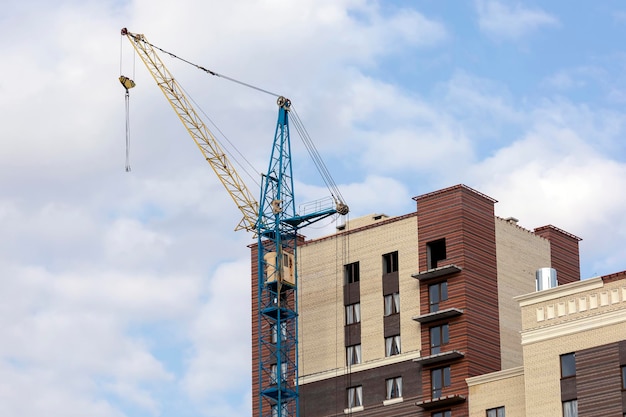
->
[
  {"left": 427, "top": 239, "right": 447, "bottom": 269},
  {"left": 385, "top": 335, "right": 401, "bottom": 356},
  {"left": 621, "top": 365, "right": 626, "bottom": 389},
  {"left": 345, "top": 302, "right": 360, "bottom": 325},
  {"left": 346, "top": 344, "right": 361, "bottom": 366},
  {"left": 345, "top": 262, "right": 360, "bottom": 284},
  {"left": 429, "top": 281, "right": 448, "bottom": 313},
  {"left": 430, "top": 324, "right": 449, "bottom": 355},
  {"left": 384, "top": 293, "right": 400, "bottom": 316},
  {"left": 431, "top": 366, "right": 451, "bottom": 398},
  {"left": 487, "top": 406, "right": 505, "bottom": 417},
  {"left": 432, "top": 412, "right": 451, "bottom": 417},
  {"left": 560, "top": 352, "right": 576, "bottom": 378},
  {"left": 385, "top": 376, "right": 402, "bottom": 400},
  {"left": 347, "top": 386, "right": 363, "bottom": 408},
  {"left": 562, "top": 399, "right": 577, "bottom": 417},
  {"left": 383, "top": 251, "right": 399, "bottom": 274}
]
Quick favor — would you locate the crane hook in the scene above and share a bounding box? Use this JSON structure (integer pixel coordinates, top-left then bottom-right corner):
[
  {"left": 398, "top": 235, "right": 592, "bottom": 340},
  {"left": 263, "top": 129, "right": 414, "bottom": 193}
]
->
[
  {"left": 119, "top": 75, "right": 136, "bottom": 172},
  {"left": 119, "top": 75, "right": 136, "bottom": 92}
]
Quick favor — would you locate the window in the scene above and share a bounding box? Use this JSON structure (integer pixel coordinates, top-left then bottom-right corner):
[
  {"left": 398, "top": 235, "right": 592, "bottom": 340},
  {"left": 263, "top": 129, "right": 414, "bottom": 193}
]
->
[
  {"left": 427, "top": 238, "right": 446, "bottom": 269},
  {"left": 487, "top": 406, "right": 505, "bottom": 417},
  {"left": 346, "top": 303, "right": 361, "bottom": 325},
  {"left": 347, "top": 385, "right": 363, "bottom": 408},
  {"left": 429, "top": 281, "right": 448, "bottom": 312},
  {"left": 384, "top": 293, "right": 400, "bottom": 316},
  {"left": 430, "top": 324, "right": 449, "bottom": 355},
  {"left": 562, "top": 399, "right": 577, "bottom": 417},
  {"left": 431, "top": 366, "right": 451, "bottom": 398},
  {"left": 385, "top": 335, "right": 401, "bottom": 356},
  {"left": 432, "top": 411, "right": 451, "bottom": 417},
  {"left": 385, "top": 376, "right": 402, "bottom": 400},
  {"left": 622, "top": 365, "right": 626, "bottom": 389},
  {"left": 271, "top": 322, "right": 287, "bottom": 344},
  {"left": 270, "top": 363, "right": 288, "bottom": 384},
  {"left": 345, "top": 262, "right": 360, "bottom": 284},
  {"left": 383, "top": 251, "right": 399, "bottom": 274},
  {"left": 270, "top": 364, "right": 277, "bottom": 384},
  {"left": 346, "top": 344, "right": 362, "bottom": 366},
  {"left": 271, "top": 403, "right": 288, "bottom": 417},
  {"left": 560, "top": 353, "right": 576, "bottom": 378}
]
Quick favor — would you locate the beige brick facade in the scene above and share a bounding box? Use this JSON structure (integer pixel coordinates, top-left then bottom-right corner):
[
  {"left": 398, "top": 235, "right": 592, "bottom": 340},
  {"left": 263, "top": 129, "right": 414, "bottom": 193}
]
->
[
  {"left": 298, "top": 214, "right": 421, "bottom": 380},
  {"left": 495, "top": 217, "right": 551, "bottom": 369},
  {"left": 467, "top": 367, "right": 525, "bottom": 417},
  {"left": 468, "top": 274, "right": 626, "bottom": 417}
]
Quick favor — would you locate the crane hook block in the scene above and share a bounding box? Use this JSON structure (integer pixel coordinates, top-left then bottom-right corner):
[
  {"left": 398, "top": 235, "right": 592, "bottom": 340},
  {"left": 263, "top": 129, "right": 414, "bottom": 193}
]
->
[{"left": 119, "top": 75, "right": 136, "bottom": 91}]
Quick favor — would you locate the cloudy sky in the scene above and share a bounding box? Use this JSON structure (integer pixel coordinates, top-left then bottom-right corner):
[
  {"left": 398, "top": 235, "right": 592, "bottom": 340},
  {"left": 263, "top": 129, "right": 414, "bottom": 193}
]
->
[{"left": 2, "top": 0, "right": 626, "bottom": 416}]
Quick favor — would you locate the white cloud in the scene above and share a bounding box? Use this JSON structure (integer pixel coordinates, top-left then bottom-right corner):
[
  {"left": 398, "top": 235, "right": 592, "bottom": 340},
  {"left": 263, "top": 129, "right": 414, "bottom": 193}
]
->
[
  {"left": 469, "top": 102, "right": 626, "bottom": 278},
  {"left": 475, "top": 0, "right": 559, "bottom": 40},
  {"left": 181, "top": 260, "right": 251, "bottom": 413},
  {"left": 1, "top": 1, "right": 625, "bottom": 416}
]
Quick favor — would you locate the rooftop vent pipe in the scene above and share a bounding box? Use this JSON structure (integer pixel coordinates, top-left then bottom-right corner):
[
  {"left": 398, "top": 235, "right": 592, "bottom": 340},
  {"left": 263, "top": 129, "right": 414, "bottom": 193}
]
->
[{"left": 536, "top": 267, "right": 557, "bottom": 291}]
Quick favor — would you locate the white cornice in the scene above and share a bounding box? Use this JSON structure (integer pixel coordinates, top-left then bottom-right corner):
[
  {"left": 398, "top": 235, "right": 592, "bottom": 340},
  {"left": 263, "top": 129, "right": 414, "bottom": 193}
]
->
[
  {"left": 514, "top": 277, "right": 603, "bottom": 306},
  {"left": 465, "top": 366, "right": 524, "bottom": 386},
  {"left": 521, "top": 308, "right": 626, "bottom": 345}
]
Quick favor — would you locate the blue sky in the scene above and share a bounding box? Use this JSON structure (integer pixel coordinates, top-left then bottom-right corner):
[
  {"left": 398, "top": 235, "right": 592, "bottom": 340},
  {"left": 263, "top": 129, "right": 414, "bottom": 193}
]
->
[{"left": 1, "top": 1, "right": 626, "bottom": 416}]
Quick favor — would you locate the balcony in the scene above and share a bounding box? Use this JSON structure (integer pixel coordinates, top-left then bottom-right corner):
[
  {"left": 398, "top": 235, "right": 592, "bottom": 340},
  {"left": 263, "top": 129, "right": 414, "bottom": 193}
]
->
[
  {"left": 412, "top": 264, "right": 462, "bottom": 282},
  {"left": 415, "top": 394, "right": 466, "bottom": 409},
  {"left": 412, "top": 307, "right": 464, "bottom": 324},
  {"left": 413, "top": 350, "right": 464, "bottom": 366}
]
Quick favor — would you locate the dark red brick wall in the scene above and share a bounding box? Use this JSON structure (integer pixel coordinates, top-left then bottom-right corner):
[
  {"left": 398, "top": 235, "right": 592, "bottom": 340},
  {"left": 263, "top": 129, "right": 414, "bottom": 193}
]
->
[
  {"left": 534, "top": 225, "right": 581, "bottom": 284},
  {"left": 415, "top": 184, "right": 501, "bottom": 416}
]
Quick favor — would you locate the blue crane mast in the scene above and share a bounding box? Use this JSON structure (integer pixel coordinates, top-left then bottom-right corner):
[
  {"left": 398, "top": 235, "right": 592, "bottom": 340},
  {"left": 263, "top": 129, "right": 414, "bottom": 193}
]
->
[{"left": 256, "top": 96, "right": 345, "bottom": 417}]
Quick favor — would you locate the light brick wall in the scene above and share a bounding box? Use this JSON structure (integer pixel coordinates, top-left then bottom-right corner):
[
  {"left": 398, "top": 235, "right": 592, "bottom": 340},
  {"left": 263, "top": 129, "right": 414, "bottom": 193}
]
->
[
  {"left": 467, "top": 367, "right": 525, "bottom": 417},
  {"left": 495, "top": 218, "right": 551, "bottom": 369},
  {"left": 298, "top": 215, "right": 420, "bottom": 378},
  {"left": 518, "top": 276, "right": 626, "bottom": 417}
]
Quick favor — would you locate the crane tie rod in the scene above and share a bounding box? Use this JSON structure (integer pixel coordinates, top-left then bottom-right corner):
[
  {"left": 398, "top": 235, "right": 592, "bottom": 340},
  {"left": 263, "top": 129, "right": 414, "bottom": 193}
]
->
[{"left": 125, "top": 30, "right": 282, "bottom": 98}]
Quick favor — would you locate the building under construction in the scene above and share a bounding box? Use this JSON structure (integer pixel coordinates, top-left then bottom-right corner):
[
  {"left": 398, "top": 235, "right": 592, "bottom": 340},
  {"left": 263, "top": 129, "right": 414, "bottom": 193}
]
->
[{"left": 248, "top": 183, "right": 626, "bottom": 417}]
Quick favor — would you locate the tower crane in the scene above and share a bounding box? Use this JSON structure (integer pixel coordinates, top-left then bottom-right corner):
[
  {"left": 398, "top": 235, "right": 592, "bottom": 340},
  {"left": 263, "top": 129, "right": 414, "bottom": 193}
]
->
[{"left": 120, "top": 28, "right": 348, "bottom": 417}]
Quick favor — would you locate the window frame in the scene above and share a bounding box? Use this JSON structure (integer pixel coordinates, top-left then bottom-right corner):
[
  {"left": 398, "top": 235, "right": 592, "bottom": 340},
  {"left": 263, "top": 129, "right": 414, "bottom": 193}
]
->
[
  {"left": 385, "top": 376, "right": 403, "bottom": 400},
  {"left": 346, "top": 344, "right": 362, "bottom": 366},
  {"left": 383, "top": 251, "right": 399, "bottom": 274},
  {"left": 430, "top": 323, "right": 450, "bottom": 355},
  {"left": 384, "top": 292, "right": 400, "bottom": 316},
  {"left": 431, "top": 366, "right": 451, "bottom": 398},
  {"left": 427, "top": 238, "right": 446, "bottom": 269},
  {"left": 486, "top": 406, "right": 505, "bottom": 417},
  {"left": 560, "top": 352, "right": 576, "bottom": 378},
  {"left": 271, "top": 322, "right": 287, "bottom": 344},
  {"left": 622, "top": 365, "right": 626, "bottom": 390},
  {"left": 385, "top": 335, "right": 401, "bottom": 357},
  {"left": 271, "top": 403, "right": 288, "bottom": 417},
  {"left": 562, "top": 399, "right": 578, "bottom": 417},
  {"left": 347, "top": 385, "right": 363, "bottom": 409},
  {"left": 428, "top": 281, "right": 448, "bottom": 313},
  {"left": 345, "top": 261, "right": 360, "bottom": 284},
  {"left": 432, "top": 411, "right": 451, "bottom": 417},
  {"left": 345, "top": 302, "right": 361, "bottom": 325}
]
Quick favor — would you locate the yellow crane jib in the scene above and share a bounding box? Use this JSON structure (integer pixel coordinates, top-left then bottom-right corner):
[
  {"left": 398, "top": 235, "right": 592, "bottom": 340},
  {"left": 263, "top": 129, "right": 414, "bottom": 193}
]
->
[{"left": 120, "top": 28, "right": 260, "bottom": 233}]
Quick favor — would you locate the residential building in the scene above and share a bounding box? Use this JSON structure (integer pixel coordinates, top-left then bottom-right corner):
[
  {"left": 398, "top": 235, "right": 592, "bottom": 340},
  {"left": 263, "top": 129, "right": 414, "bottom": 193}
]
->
[
  {"left": 467, "top": 270, "right": 626, "bottom": 417},
  {"left": 250, "top": 184, "right": 583, "bottom": 416}
]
